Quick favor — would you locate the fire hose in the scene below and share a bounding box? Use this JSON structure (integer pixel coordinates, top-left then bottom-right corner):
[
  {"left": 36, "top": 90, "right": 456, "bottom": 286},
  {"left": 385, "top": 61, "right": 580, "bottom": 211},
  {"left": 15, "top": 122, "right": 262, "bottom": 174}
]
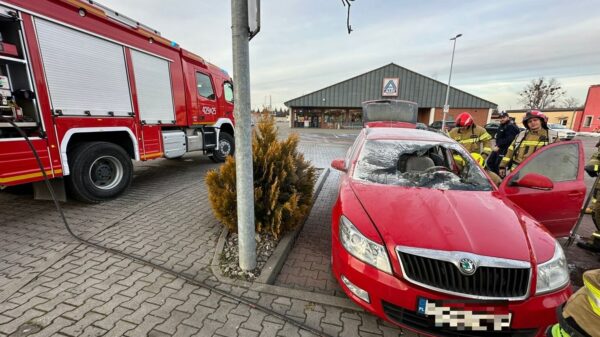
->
[{"left": 0, "top": 116, "right": 331, "bottom": 337}]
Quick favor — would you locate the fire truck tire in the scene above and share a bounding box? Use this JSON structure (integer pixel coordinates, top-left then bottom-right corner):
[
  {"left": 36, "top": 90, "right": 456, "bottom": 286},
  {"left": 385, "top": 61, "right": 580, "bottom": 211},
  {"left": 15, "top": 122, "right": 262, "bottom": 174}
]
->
[
  {"left": 210, "top": 132, "right": 235, "bottom": 163},
  {"left": 66, "top": 142, "right": 133, "bottom": 203}
]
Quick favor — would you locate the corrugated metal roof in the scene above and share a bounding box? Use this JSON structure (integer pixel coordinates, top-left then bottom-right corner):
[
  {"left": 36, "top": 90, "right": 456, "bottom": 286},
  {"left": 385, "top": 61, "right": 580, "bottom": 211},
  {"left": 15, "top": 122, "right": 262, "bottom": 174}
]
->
[{"left": 284, "top": 63, "right": 497, "bottom": 109}]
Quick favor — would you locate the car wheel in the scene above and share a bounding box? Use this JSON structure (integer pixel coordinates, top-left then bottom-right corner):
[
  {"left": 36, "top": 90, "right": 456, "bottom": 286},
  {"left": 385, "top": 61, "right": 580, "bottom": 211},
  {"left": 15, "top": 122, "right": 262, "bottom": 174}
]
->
[
  {"left": 66, "top": 142, "right": 133, "bottom": 203},
  {"left": 210, "top": 132, "right": 235, "bottom": 163}
]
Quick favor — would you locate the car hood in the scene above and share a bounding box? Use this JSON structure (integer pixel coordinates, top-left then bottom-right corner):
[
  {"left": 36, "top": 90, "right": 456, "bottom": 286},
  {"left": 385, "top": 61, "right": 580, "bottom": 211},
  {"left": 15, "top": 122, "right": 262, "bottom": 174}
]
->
[{"left": 350, "top": 181, "right": 533, "bottom": 262}]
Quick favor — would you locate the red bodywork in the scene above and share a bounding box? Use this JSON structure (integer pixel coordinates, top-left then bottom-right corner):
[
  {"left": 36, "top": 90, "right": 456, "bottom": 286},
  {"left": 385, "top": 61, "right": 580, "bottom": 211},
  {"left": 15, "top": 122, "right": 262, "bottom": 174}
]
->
[
  {"left": 331, "top": 126, "right": 585, "bottom": 337},
  {"left": 0, "top": 0, "right": 234, "bottom": 187}
]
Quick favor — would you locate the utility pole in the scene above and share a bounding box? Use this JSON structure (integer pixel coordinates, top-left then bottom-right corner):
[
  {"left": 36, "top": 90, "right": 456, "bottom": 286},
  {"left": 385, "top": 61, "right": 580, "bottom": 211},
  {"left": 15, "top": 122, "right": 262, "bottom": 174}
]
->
[
  {"left": 441, "top": 33, "right": 462, "bottom": 131},
  {"left": 231, "top": 0, "right": 256, "bottom": 270}
]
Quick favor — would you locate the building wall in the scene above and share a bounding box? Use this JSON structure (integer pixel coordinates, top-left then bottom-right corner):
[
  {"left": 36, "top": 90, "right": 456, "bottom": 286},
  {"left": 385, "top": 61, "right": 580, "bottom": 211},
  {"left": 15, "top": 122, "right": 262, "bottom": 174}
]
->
[
  {"left": 507, "top": 110, "right": 580, "bottom": 129},
  {"left": 576, "top": 85, "right": 600, "bottom": 132},
  {"left": 432, "top": 108, "right": 490, "bottom": 126}
]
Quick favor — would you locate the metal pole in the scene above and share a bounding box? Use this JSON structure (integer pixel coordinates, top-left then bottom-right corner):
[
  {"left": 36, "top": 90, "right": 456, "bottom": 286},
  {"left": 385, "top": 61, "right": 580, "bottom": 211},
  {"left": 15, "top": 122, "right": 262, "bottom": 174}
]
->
[
  {"left": 441, "top": 34, "right": 461, "bottom": 131},
  {"left": 231, "top": 0, "right": 256, "bottom": 270}
]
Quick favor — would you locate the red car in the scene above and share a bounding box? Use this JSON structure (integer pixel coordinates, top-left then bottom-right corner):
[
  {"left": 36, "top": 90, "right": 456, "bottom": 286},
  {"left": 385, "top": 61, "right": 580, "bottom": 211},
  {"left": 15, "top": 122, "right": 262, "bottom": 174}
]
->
[{"left": 330, "top": 118, "right": 585, "bottom": 336}]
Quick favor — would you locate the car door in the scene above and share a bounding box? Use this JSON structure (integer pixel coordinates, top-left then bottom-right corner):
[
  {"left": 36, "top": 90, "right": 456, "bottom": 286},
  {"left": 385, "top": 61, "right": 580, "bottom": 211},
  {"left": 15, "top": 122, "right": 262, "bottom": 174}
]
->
[{"left": 498, "top": 140, "right": 585, "bottom": 237}]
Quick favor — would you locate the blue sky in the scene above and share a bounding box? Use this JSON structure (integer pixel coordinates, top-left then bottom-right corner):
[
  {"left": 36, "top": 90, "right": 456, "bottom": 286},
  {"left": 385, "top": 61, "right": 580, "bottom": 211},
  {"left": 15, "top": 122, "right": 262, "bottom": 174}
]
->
[{"left": 99, "top": 0, "right": 600, "bottom": 111}]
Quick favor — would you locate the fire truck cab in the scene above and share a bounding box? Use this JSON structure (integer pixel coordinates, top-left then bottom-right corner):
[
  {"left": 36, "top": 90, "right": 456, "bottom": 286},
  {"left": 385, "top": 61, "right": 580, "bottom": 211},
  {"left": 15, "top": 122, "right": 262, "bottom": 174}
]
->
[{"left": 0, "top": 0, "right": 235, "bottom": 202}]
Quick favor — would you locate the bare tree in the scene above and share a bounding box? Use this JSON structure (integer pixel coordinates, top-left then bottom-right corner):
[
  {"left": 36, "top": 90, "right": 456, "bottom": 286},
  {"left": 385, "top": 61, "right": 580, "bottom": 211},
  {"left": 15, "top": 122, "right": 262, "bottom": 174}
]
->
[
  {"left": 562, "top": 96, "right": 581, "bottom": 109},
  {"left": 518, "top": 77, "right": 566, "bottom": 109}
]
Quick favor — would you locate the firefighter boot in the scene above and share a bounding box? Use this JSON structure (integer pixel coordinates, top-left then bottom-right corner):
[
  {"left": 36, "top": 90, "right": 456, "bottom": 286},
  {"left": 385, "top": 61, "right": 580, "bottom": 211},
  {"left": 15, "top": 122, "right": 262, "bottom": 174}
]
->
[{"left": 576, "top": 232, "right": 600, "bottom": 253}]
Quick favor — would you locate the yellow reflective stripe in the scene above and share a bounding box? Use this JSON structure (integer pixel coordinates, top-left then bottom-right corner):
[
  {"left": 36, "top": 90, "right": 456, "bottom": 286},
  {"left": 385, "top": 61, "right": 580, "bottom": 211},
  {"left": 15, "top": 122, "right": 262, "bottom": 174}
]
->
[
  {"left": 595, "top": 165, "right": 599, "bottom": 172},
  {"left": 459, "top": 138, "right": 479, "bottom": 144},
  {"left": 521, "top": 140, "right": 545, "bottom": 146},
  {"left": 483, "top": 147, "right": 492, "bottom": 154},
  {"left": 501, "top": 157, "right": 511, "bottom": 163},
  {"left": 508, "top": 146, "right": 514, "bottom": 150},
  {"left": 141, "top": 152, "right": 164, "bottom": 160},
  {"left": 0, "top": 169, "right": 62, "bottom": 184},
  {"left": 550, "top": 324, "right": 571, "bottom": 337},
  {"left": 480, "top": 133, "right": 492, "bottom": 141},
  {"left": 583, "top": 275, "right": 600, "bottom": 316}
]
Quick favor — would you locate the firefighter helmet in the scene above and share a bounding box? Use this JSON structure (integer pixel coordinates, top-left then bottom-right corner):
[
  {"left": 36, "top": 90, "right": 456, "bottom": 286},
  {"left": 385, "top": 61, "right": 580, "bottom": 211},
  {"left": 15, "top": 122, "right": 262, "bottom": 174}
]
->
[
  {"left": 522, "top": 110, "right": 548, "bottom": 130},
  {"left": 455, "top": 112, "right": 474, "bottom": 127}
]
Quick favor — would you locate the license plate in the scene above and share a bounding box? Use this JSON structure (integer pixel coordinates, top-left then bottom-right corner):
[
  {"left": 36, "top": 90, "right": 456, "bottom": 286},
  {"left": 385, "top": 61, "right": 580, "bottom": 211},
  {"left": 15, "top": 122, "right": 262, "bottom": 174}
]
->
[{"left": 417, "top": 297, "right": 512, "bottom": 331}]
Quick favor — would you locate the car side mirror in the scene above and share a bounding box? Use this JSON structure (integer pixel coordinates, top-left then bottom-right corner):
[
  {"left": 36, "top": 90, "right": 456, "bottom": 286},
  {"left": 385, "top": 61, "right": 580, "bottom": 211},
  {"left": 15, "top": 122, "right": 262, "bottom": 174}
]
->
[
  {"left": 331, "top": 159, "right": 347, "bottom": 172},
  {"left": 512, "top": 173, "right": 553, "bottom": 190}
]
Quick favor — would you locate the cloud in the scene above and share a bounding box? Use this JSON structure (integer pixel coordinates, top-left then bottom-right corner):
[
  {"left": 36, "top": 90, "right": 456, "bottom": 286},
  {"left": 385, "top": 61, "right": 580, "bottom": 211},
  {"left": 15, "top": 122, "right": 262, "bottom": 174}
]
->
[{"left": 97, "top": 0, "right": 600, "bottom": 111}]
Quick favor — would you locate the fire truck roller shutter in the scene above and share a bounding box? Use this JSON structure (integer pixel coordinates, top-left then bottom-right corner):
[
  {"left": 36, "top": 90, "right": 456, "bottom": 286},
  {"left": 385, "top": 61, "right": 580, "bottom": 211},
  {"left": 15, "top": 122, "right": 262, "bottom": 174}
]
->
[
  {"left": 34, "top": 18, "right": 133, "bottom": 116},
  {"left": 130, "top": 50, "right": 175, "bottom": 124}
]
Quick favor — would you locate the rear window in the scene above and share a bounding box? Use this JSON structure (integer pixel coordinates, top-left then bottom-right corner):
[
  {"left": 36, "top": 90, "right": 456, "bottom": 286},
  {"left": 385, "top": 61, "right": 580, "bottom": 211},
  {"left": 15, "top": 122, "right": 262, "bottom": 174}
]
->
[{"left": 352, "top": 140, "right": 492, "bottom": 191}]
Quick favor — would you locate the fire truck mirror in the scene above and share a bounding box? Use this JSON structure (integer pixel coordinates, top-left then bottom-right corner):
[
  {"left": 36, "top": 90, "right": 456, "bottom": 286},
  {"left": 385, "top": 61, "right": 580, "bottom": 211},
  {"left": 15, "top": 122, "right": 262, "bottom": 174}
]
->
[{"left": 14, "top": 89, "right": 35, "bottom": 101}]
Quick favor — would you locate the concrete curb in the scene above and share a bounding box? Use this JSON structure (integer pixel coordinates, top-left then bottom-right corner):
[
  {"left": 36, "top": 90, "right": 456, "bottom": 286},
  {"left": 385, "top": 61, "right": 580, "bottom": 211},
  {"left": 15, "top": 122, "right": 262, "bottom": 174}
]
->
[{"left": 209, "top": 168, "right": 360, "bottom": 311}]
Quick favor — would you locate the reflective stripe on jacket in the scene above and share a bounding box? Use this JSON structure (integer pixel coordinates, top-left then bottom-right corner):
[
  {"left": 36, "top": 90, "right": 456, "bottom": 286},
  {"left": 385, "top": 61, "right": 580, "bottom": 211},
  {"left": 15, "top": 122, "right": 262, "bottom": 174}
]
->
[
  {"left": 499, "top": 129, "right": 559, "bottom": 169},
  {"left": 448, "top": 125, "right": 493, "bottom": 158}
]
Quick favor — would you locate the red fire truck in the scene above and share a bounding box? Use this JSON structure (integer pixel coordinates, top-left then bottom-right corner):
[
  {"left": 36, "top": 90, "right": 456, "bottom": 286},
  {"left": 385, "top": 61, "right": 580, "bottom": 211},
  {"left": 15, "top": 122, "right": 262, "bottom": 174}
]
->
[{"left": 0, "top": 0, "right": 236, "bottom": 202}]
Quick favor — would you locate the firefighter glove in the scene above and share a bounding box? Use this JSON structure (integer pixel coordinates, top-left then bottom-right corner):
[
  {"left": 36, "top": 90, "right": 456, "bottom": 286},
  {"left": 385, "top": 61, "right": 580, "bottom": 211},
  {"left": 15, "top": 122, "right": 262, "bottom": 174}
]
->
[{"left": 585, "top": 164, "right": 599, "bottom": 177}]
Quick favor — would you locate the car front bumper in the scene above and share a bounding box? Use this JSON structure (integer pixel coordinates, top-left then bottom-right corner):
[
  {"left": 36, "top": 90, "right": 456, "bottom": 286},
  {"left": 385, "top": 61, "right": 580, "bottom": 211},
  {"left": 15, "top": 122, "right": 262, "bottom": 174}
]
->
[{"left": 332, "top": 239, "right": 572, "bottom": 337}]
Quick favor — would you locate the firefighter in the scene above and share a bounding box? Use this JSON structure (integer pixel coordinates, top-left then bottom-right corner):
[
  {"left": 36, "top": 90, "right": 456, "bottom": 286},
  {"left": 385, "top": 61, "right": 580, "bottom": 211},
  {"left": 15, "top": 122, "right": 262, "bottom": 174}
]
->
[
  {"left": 448, "top": 112, "right": 493, "bottom": 161},
  {"left": 546, "top": 269, "right": 600, "bottom": 337},
  {"left": 498, "top": 110, "right": 559, "bottom": 178},
  {"left": 487, "top": 111, "right": 520, "bottom": 174},
  {"left": 578, "top": 141, "right": 600, "bottom": 253}
]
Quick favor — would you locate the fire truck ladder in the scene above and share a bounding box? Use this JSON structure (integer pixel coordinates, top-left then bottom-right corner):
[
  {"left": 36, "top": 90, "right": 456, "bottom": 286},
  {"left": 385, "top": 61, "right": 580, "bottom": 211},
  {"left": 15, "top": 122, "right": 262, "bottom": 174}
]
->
[
  {"left": 200, "top": 126, "right": 217, "bottom": 154},
  {"left": 83, "top": 0, "right": 161, "bottom": 36}
]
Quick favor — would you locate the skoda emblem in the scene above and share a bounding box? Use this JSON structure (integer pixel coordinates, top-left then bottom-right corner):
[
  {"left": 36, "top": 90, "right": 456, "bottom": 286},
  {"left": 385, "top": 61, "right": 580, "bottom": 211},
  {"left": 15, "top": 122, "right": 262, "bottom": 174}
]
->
[{"left": 458, "top": 258, "right": 477, "bottom": 275}]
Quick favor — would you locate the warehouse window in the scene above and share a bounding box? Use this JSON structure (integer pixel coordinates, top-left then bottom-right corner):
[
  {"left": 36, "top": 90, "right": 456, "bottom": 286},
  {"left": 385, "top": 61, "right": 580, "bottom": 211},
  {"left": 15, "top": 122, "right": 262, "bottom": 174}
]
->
[
  {"left": 196, "top": 72, "right": 215, "bottom": 100},
  {"left": 584, "top": 116, "right": 593, "bottom": 127}
]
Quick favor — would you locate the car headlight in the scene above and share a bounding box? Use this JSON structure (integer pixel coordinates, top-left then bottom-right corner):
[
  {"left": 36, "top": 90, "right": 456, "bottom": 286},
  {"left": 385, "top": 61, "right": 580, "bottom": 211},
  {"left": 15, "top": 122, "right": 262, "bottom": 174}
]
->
[
  {"left": 536, "top": 241, "right": 569, "bottom": 294},
  {"left": 339, "top": 215, "right": 392, "bottom": 274}
]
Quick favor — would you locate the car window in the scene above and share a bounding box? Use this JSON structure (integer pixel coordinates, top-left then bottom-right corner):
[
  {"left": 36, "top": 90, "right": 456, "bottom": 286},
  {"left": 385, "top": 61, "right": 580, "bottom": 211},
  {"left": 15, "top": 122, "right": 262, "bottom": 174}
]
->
[
  {"left": 196, "top": 72, "right": 215, "bottom": 100},
  {"left": 352, "top": 140, "right": 492, "bottom": 191},
  {"left": 515, "top": 142, "right": 579, "bottom": 182},
  {"left": 223, "top": 82, "right": 234, "bottom": 103},
  {"left": 345, "top": 131, "right": 364, "bottom": 168}
]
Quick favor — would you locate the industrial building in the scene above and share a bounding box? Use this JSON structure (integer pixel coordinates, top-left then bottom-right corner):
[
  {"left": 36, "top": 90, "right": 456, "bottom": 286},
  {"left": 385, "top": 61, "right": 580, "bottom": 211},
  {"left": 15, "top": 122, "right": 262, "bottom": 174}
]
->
[{"left": 284, "top": 63, "right": 497, "bottom": 128}]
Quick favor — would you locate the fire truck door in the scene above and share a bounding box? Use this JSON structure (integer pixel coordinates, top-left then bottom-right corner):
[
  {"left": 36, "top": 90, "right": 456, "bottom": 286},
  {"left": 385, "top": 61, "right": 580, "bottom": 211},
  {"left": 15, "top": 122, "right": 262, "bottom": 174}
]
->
[{"left": 195, "top": 71, "right": 218, "bottom": 124}]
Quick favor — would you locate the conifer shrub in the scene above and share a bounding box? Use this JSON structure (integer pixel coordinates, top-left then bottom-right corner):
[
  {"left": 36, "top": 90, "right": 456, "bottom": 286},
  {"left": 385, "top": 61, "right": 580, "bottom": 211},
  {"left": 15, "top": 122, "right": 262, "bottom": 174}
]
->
[{"left": 206, "top": 115, "right": 316, "bottom": 238}]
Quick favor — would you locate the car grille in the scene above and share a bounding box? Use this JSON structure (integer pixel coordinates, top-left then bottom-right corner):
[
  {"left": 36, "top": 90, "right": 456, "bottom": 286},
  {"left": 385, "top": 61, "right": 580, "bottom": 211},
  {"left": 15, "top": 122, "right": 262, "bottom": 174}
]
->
[
  {"left": 398, "top": 252, "right": 530, "bottom": 298},
  {"left": 382, "top": 301, "right": 538, "bottom": 337}
]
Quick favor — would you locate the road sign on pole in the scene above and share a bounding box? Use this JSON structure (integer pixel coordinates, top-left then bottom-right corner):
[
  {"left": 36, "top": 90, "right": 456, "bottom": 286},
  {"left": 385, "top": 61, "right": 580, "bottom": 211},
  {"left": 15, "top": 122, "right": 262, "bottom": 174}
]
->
[
  {"left": 248, "top": 0, "right": 260, "bottom": 40},
  {"left": 443, "top": 104, "right": 449, "bottom": 113}
]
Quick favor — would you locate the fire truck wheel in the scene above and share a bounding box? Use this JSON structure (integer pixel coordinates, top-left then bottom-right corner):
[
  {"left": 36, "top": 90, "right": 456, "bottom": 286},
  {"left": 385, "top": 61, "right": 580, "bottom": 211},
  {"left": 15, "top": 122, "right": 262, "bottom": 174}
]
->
[
  {"left": 67, "top": 142, "right": 133, "bottom": 203},
  {"left": 211, "top": 132, "right": 235, "bottom": 163}
]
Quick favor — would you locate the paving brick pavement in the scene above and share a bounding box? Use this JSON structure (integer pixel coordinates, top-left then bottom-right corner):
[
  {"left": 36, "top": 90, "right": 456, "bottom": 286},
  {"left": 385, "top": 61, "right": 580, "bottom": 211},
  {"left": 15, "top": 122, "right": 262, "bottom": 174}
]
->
[
  {"left": 3, "top": 128, "right": 595, "bottom": 336},
  {"left": 0, "top": 133, "right": 413, "bottom": 337},
  {"left": 275, "top": 172, "right": 344, "bottom": 297}
]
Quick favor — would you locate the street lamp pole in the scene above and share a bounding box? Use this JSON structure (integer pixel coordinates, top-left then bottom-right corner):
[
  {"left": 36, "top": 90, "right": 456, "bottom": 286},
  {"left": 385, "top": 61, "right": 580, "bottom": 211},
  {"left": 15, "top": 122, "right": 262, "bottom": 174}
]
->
[{"left": 441, "top": 33, "right": 462, "bottom": 131}]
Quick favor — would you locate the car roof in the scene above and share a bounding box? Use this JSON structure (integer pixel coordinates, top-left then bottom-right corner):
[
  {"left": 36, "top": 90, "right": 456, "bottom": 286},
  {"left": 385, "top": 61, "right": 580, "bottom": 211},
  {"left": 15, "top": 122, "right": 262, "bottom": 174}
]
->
[{"left": 365, "top": 126, "right": 453, "bottom": 143}]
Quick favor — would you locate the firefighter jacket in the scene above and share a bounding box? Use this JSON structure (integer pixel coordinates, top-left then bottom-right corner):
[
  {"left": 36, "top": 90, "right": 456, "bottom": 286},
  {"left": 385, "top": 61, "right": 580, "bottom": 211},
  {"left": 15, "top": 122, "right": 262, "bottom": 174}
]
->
[
  {"left": 586, "top": 147, "right": 600, "bottom": 193},
  {"left": 494, "top": 122, "right": 520, "bottom": 155},
  {"left": 556, "top": 269, "right": 600, "bottom": 337},
  {"left": 499, "top": 129, "right": 559, "bottom": 169},
  {"left": 448, "top": 125, "right": 493, "bottom": 159}
]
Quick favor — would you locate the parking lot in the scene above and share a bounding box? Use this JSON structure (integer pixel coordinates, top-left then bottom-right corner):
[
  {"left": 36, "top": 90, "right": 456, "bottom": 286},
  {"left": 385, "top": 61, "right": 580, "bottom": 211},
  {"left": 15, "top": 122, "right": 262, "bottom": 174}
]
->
[{"left": 0, "top": 124, "right": 599, "bottom": 337}]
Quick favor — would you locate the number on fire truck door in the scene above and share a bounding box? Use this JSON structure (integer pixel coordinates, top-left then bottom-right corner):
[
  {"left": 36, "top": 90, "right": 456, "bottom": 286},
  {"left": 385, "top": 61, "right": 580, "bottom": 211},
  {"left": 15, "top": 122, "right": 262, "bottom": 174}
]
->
[{"left": 195, "top": 71, "right": 217, "bottom": 124}]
